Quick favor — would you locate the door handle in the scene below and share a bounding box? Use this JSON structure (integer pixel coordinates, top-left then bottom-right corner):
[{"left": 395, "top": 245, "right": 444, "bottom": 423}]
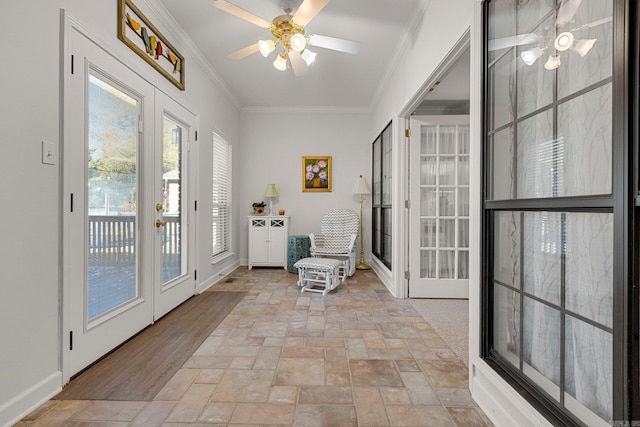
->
[
  {"left": 156, "top": 203, "right": 163, "bottom": 212},
  {"left": 155, "top": 219, "right": 166, "bottom": 228}
]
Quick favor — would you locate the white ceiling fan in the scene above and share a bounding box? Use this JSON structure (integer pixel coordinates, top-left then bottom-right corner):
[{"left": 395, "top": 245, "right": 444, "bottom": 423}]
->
[
  {"left": 488, "top": 0, "right": 612, "bottom": 70},
  {"left": 213, "top": 0, "right": 361, "bottom": 76}
]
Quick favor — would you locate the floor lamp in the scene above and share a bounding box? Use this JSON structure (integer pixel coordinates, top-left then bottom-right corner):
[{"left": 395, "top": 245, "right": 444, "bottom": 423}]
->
[{"left": 353, "top": 175, "right": 371, "bottom": 270}]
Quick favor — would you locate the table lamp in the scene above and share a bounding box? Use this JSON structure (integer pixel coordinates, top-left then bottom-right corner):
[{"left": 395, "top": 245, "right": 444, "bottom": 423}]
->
[{"left": 264, "top": 184, "right": 279, "bottom": 215}]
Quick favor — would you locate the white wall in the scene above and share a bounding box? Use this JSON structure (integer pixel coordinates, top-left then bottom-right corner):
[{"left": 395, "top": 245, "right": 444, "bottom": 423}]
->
[
  {"left": 236, "top": 109, "right": 371, "bottom": 265},
  {"left": 366, "top": 0, "right": 555, "bottom": 425},
  {"left": 0, "top": 1, "right": 240, "bottom": 425}
]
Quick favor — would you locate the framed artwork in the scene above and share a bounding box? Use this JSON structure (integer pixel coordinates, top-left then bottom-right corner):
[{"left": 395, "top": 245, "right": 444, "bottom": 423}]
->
[
  {"left": 117, "top": 0, "right": 185, "bottom": 90},
  {"left": 302, "top": 156, "right": 332, "bottom": 192}
]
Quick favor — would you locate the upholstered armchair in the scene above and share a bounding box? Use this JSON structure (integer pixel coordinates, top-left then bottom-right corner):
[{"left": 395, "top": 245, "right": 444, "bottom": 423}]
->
[{"left": 309, "top": 208, "right": 359, "bottom": 279}]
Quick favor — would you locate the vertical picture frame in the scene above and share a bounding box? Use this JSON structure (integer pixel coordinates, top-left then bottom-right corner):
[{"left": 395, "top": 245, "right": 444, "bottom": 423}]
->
[{"left": 302, "top": 156, "right": 332, "bottom": 192}]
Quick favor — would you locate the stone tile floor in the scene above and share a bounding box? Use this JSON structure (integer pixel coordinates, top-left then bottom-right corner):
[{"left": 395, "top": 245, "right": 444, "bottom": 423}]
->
[{"left": 16, "top": 267, "right": 492, "bottom": 426}]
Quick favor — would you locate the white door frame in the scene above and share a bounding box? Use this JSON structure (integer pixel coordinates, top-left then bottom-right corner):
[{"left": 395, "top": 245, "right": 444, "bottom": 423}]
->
[
  {"left": 397, "top": 30, "right": 470, "bottom": 300},
  {"left": 61, "top": 14, "right": 199, "bottom": 382}
]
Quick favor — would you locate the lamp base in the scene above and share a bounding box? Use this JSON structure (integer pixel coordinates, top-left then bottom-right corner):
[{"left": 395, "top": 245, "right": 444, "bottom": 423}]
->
[{"left": 355, "top": 263, "right": 371, "bottom": 270}]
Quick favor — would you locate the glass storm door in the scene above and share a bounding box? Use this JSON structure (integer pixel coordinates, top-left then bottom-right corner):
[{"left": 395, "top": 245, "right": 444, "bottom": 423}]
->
[
  {"left": 65, "top": 33, "right": 154, "bottom": 376},
  {"left": 409, "top": 116, "right": 469, "bottom": 298},
  {"left": 153, "top": 90, "right": 195, "bottom": 320}
]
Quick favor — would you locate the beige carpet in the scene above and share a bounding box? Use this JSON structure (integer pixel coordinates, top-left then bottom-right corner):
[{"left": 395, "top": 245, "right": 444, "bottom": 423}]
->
[{"left": 409, "top": 299, "right": 469, "bottom": 366}]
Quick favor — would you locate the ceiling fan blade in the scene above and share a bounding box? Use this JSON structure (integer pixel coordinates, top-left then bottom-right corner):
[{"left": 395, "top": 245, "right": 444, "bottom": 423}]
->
[
  {"left": 292, "top": 0, "right": 331, "bottom": 27},
  {"left": 488, "top": 33, "right": 538, "bottom": 51},
  {"left": 308, "top": 34, "right": 361, "bottom": 54},
  {"left": 288, "top": 51, "right": 309, "bottom": 76},
  {"left": 227, "top": 43, "right": 259, "bottom": 60},
  {"left": 213, "top": 0, "right": 271, "bottom": 28},
  {"left": 579, "top": 16, "right": 613, "bottom": 29},
  {"left": 556, "top": 0, "right": 583, "bottom": 26}
]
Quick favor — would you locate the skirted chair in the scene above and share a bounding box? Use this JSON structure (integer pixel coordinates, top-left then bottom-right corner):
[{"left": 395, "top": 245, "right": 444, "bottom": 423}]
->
[{"left": 309, "top": 208, "right": 359, "bottom": 279}]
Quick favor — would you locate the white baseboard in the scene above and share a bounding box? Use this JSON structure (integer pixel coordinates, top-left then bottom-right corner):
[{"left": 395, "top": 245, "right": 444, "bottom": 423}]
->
[
  {"left": 0, "top": 371, "right": 62, "bottom": 427},
  {"left": 197, "top": 260, "right": 241, "bottom": 293},
  {"left": 470, "top": 360, "right": 552, "bottom": 427}
]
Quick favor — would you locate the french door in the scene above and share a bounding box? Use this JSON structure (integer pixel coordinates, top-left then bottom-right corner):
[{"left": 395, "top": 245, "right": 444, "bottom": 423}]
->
[
  {"left": 64, "top": 30, "right": 195, "bottom": 377},
  {"left": 153, "top": 90, "right": 196, "bottom": 319},
  {"left": 409, "top": 116, "right": 470, "bottom": 298}
]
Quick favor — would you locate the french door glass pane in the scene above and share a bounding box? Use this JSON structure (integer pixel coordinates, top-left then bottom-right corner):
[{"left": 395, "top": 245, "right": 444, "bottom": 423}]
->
[
  {"left": 420, "top": 219, "right": 436, "bottom": 247},
  {"left": 161, "top": 115, "right": 183, "bottom": 285},
  {"left": 420, "top": 250, "right": 436, "bottom": 278},
  {"left": 421, "top": 156, "right": 437, "bottom": 185},
  {"left": 87, "top": 74, "right": 138, "bottom": 321}
]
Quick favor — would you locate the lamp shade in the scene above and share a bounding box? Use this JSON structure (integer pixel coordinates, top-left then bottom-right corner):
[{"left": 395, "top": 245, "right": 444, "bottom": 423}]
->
[
  {"left": 273, "top": 52, "right": 287, "bottom": 71},
  {"left": 264, "top": 183, "right": 279, "bottom": 198},
  {"left": 352, "top": 175, "right": 371, "bottom": 195}
]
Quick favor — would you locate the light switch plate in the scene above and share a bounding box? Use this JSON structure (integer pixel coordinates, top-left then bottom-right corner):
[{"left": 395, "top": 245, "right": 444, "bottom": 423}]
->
[{"left": 42, "top": 140, "right": 56, "bottom": 165}]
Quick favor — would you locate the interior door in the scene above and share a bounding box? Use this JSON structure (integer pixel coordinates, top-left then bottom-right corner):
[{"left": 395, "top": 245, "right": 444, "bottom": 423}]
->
[
  {"left": 153, "top": 90, "right": 196, "bottom": 319},
  {"left": 409, "top": 116, "right": 470, "bottom": 298},
  {"left": 64, "top": 32, "right": 154, "bottom": 376}
]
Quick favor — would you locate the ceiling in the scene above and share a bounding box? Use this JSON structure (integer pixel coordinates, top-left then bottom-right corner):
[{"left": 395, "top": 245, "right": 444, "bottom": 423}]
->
[{"left": 155, "top": 0, "right": 424, "bottom": 109}]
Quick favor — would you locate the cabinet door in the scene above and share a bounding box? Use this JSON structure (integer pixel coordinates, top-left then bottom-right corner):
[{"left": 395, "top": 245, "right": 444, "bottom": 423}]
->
[
  {"left": 249, "top": 218, "right": 268, "bottom": 265},
  {"left": 269, "top": 225, "right": 287, "bottom": 265}
]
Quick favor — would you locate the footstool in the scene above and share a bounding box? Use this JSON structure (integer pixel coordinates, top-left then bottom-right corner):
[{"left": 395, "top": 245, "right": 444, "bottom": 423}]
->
[{"left": 293, "top": 257, "right": 343, "bottom": 295}]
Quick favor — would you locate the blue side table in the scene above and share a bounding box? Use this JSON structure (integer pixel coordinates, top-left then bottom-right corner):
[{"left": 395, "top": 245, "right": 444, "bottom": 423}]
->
[{"left": 287, "top": 235, "right": 310, "bottom": 273}]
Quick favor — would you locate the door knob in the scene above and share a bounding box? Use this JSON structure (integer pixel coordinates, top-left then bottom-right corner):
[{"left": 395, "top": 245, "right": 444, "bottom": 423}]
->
[
  {"left": 155, "top": 219, "right": 166, "bottom": 228},
  {"left": 156, "top": 203, "right": 163, "bottom": 212}
]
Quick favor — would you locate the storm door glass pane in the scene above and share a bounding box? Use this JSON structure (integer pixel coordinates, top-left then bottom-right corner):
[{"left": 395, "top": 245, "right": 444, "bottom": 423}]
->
[
  {"left": 565, "top": 316, "right": 612, "bottom": 424},
  {"left": 557, "top": 0, "right": 613, "bottom": 99},
  {"left": 516, "top": 109, "right": 555, "bottom": 199},
  {"left": 564, "top": 212, "right": 613, "bottom": 328},
  {"left": 557, "top": 84, "right": 612, "bottom": 196},
  {"left": 523, "top": 297, "right": 561, "bottom": 401},
  {"left": 493, "top": 283, "right": 520, "bottom": 368},
  {"left": 87, "top": 74, "right": 139, "bottom": 321},
  {"left": 516, "top": 15, "right": 554, "bottom": 118},
  {"left": 161, "top": 115, "right": 184, "bottom": 285},
  {"left": 489, "top": 127, "right": 514, "bottom": 201}
]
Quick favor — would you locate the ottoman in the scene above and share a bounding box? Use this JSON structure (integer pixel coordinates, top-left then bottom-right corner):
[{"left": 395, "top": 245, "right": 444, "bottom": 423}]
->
[{"left": 293, "top": 257, "right": 343, "bottom": 295}]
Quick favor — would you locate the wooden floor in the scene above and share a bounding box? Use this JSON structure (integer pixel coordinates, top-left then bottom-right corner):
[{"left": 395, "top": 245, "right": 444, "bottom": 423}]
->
[{"left": 54, "top": 290, "right": 246, "bottom": 401}]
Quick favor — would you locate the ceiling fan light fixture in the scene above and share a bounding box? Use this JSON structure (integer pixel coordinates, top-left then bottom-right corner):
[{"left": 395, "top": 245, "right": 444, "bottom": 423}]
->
[
  {"left": 290, "top": 32, "right": 306, "bottom": 52},
  {"left": 521, "top": 46, "right": 543, "bottom": 66},
  {"left": 574, "top": 38, "right": 597, "bottom": 56},
  {"left": 301, "top": 49, "right": 316, "bottom": 66},
  {"left": 554, "top": 31, "right": 574, "bottom": 51},
  {"left": 273, "top": 51, "right": 288, "bottom": 71},
  {"left": 258, "top": 39, "right": 276, "bottom": 57},
  {"left": 544, "top": 54, "right": 561, "bottom": 70}
]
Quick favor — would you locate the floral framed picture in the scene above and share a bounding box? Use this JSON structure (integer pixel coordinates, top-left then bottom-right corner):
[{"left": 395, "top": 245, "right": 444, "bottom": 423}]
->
[{"left": 302, "top": 156, "right": 332, "bottom": 192}]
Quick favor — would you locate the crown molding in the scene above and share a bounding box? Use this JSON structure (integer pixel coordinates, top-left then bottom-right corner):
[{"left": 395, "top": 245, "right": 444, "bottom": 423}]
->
[
  {"left": 241, "top": 105, "right": 370, "bottom": 114},
  {"left": 368, "top": 0, "right": 432, "bottom": 110},
  {"left": 141, "top": 0, "right": 242, "bottom": 111}
]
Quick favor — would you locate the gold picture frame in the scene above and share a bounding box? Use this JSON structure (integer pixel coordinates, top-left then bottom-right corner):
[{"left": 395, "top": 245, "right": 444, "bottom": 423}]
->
[
  {"left": 302, "top": 156, "right": 332, "bottom": 192},
  {"left": 117, "top": 0, "right": 185, "bottom": 90}
]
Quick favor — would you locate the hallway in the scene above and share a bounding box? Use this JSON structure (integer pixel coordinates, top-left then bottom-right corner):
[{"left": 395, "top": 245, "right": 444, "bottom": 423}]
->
[{"left": 16, "top": 267, "right": 490, "bottom": 426}]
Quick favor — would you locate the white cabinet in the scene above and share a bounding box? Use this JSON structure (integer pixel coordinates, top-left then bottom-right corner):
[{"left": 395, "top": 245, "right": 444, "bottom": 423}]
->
[{"left": 248, "top": 216, "right": 289, "bottom": 269}]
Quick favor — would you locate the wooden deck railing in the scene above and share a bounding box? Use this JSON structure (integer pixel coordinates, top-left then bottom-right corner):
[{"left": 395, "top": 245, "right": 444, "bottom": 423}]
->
[{"left": 89, "top": 215, "right": 180, "bottom": 254}]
